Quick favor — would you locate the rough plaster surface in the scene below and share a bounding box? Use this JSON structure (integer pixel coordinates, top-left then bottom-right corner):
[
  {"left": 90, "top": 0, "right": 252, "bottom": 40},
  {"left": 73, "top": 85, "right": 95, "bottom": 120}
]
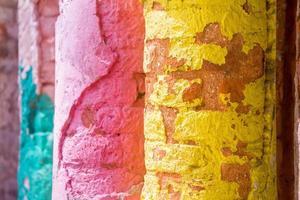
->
[
  {"left": 0, "top": 0, "right": 18, "bottom": 199},
  {"left": 53, "top": 0, "right": 145, "bottom": 199}
]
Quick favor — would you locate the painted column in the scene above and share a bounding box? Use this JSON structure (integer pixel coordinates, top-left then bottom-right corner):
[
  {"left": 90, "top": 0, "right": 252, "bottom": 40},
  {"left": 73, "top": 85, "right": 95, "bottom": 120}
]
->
[
  {"left": 53, "top": 1, "right": 145, "bottom": 199},
  {"left": 18, "top": 0, "right": 58, "bottom": 199},
  {"left": 142, "top": 0, "right": 276, "bottom": 199}
]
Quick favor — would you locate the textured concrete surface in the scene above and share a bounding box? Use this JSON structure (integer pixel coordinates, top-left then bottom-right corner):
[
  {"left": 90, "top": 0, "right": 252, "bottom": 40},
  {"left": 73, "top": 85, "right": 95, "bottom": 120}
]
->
[{"left": 0, "top": 0, "right": 19, "bottom": 199}]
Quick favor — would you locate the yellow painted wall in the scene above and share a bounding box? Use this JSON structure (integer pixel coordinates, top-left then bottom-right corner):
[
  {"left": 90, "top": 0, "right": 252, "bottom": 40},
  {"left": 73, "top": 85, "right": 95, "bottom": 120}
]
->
[{"left": 142, "top": 0, "right": 276, "bottom": 199}]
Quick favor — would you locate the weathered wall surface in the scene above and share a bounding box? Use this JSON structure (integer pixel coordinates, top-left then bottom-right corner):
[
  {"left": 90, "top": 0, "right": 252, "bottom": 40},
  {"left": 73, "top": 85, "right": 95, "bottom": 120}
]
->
[
  {"left": 53, "top": 0, "right": 145, "bottom": 199},
  {"left": 0, "top": 0, "right": 19, "bottom": 199},
  {"left": 18, "top": 0, "right": 58, "bottom": 199},
  {"left": 142, "top": 0, "right": 276, "bottom": 199},
  {"left": 53, "top": 0, "right": 277, "bottom": 199}
]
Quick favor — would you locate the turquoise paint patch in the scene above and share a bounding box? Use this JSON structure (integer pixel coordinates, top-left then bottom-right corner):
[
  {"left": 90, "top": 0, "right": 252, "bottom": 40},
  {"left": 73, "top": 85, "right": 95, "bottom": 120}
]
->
[{"left": 18, "top": 66, "right": 54, "bottom": 200}]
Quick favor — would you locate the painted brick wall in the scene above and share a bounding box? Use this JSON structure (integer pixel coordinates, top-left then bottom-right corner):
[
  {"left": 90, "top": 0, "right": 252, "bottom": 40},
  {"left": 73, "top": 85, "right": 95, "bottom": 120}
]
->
[{"left": 18, "top": 0, "right": 58, "bottom": 199}]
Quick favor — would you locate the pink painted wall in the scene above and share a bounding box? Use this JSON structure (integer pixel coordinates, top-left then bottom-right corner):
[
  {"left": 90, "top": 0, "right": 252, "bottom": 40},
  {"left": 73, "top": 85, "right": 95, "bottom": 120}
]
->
[{"left": 53, "top": 0, "right": 145, "bottom": 199}]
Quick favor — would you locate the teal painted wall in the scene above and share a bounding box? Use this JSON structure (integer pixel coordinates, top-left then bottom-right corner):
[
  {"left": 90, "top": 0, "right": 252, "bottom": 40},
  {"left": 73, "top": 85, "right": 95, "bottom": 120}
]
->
[{"left": 18, "top": 66, "right": 54, "bottom": 200}]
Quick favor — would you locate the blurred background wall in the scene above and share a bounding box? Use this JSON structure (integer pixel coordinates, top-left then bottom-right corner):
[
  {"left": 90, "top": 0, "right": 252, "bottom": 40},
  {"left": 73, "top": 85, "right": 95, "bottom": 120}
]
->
[
  {"left": 18, "top": 0, "right": 58, "bottom": 199},
  {"left": 0, "top": 0, "right": 19, "bottom": 199}
]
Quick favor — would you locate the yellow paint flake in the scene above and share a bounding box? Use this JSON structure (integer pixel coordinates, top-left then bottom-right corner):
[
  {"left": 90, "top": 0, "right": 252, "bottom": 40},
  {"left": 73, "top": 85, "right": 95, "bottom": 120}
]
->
[{"left": 169, "top": 40, "right": 228, "bottom": 69}]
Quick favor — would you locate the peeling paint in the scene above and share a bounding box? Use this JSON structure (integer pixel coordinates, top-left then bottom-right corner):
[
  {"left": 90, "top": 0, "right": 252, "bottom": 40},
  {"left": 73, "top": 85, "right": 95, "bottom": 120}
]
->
[{"left": 142, "top": 0, "right": 276, "bottom": 199}]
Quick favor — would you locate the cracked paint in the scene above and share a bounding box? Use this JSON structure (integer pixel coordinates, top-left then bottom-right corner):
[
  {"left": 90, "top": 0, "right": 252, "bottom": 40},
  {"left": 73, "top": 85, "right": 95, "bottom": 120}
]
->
[{"left": 142, "top": 0, "right": 276, "bottom": 199}]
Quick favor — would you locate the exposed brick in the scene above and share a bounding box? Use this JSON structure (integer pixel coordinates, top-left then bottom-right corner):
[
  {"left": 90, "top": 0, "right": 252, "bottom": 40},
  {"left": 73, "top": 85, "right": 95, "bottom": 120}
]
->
[
  {"left": 41, "top": 38, "right": 55, "bottom": 63},
  {"left": 38, "top": 0, "right": 59, "bottom": 17},
  {"left": 40, "top": 16, "right": 56, "bottom": 38}
]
